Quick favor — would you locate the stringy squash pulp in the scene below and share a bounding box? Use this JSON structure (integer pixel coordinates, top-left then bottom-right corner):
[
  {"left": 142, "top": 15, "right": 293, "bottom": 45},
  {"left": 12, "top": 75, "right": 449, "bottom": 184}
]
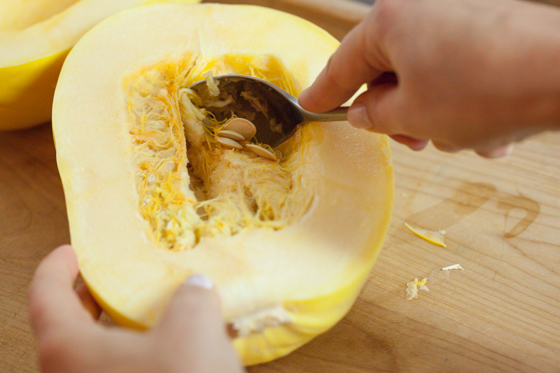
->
[
  {"left": 53, "top": 4, "right": 394, "bottom": 365},
  {"left": 0, "top": 0, "right": 199, "bottom": 130},
  {"left": 127, "top": 58, "right": 312, "bottom": 251}
]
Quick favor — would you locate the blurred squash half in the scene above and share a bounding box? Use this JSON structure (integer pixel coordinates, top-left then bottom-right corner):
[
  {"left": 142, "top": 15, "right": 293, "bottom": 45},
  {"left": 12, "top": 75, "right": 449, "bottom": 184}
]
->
[
  {"left": 52, "top": 3, "right": 394, "bottom": 365},
  {"left": 0, "top": 0, "right": 199, "bottom": 131}
]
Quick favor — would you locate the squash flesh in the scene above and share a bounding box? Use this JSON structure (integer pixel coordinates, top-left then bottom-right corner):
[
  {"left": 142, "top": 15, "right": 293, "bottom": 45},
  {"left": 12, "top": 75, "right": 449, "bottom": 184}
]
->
[
  {"left": 53, "top": 4, "right": 394, "bottom": 365},
  {"left": 0, "top": 0, "right": 80, "bottom": 32}
]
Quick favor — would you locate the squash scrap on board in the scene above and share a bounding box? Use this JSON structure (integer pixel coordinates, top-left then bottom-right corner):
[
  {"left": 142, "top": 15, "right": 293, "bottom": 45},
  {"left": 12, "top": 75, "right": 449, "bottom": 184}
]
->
[{"left": 405, "top": 222, "right": 447, "bottom": 247}]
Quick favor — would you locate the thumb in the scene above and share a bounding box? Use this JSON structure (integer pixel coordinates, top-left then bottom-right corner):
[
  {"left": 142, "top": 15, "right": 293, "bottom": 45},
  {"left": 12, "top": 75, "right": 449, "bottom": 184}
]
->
[
  {"left": 157, "top": 273, "right": 223, "bottom": 337},
  {"left": 347, "top": 82, "right": 400, "bottom": 134},
  {"left": 154, "top": 274, "right": 243, "bottom": 372}
]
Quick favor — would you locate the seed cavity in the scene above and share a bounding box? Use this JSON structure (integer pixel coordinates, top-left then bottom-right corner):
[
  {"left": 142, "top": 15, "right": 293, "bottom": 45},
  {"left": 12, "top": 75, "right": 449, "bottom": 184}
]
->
[{"left": 124, "top": 55, "right": 314, "bottom": 251}]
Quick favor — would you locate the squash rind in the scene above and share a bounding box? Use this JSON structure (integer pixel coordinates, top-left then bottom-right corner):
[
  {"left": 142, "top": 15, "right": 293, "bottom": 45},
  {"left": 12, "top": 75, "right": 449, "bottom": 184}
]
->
[{"left": 0, "top": 49, "right": 69, "bottom": 130}]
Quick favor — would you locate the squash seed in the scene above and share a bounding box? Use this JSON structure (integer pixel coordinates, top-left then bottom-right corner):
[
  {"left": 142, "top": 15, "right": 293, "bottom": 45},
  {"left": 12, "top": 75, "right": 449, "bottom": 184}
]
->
[
  {"left": 223, "top": 118, "right": 257, "bottom": 140},
  {"left": 246, "top": 144, "right": 278, "bottom": 161},
  {"left": 217, "top": 137, "right": 243, "bottom": 149},
  {"left": 218, "top": 129, "right": 246, "bottom": 142}
]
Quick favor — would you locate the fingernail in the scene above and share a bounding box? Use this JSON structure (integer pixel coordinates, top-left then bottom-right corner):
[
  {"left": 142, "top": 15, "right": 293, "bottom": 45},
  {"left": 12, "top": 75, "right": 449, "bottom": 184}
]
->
[
  {"left": 348, "top": 103, "right": 373, "bottom": 129},
  {"left": 409, "top": 139, "right": 431, "bottom": 151},
  {"left": 432, "top": 142, "right": 461, "bottom": 153},
  {"left": 184, "top": 273, "right": 213, "bottom": 289},
  {"left": 477, "top": 144, "right": 514, "bottom": 158},
  {"left": 503, "top": 143, "right": 514, "bottom": 156}
]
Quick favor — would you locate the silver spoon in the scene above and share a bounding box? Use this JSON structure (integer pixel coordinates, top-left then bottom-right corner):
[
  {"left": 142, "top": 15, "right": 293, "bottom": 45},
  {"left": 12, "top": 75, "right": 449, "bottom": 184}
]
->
[{"left": 189, "top": 74, "right": 348, "bottom": 148}]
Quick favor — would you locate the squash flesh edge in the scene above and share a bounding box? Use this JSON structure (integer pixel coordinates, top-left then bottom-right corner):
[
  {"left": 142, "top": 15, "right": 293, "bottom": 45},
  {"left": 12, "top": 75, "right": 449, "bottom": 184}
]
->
[{"left": 0, "top": 0, "right": 80, "bottom": 32}]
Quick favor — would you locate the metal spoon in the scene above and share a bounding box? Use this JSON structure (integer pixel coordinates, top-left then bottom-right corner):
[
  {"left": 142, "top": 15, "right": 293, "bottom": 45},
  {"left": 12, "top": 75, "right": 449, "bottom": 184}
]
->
[{"left": 189, "top": 74, "right": 348, "bottom": 147}]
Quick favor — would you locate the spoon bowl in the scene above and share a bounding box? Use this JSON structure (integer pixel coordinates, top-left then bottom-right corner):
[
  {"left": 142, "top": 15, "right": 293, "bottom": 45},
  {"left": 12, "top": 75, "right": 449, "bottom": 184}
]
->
[{"left": 189, "top": 74, "right": 348, "bottom": 147}]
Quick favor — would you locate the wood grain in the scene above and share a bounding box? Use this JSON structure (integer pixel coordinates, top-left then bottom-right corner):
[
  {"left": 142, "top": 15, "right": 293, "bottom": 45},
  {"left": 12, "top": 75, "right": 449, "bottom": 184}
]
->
[
  {"left": 2, "top": 128, "right": 559, "bottom": 373},
  {"left": 0, "top": 124, "right": 69, "bottom": 373},
  {"left": 2, "top": 1, "right": 560, "bottom": 373}
]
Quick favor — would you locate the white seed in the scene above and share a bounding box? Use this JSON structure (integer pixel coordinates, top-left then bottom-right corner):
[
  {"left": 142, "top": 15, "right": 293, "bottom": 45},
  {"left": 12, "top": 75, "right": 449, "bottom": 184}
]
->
[
  {"left": 218, "top": 130, "right": 245, "bottom": 142},
  {"left": 246, "top": 144, "right": 278, "bottom": 161},
  {"left": 217, "top": 137, "right": 243, "bottom": 149},
  {"left": 223, "top": 118, "right": 257, "bottom": 140}
]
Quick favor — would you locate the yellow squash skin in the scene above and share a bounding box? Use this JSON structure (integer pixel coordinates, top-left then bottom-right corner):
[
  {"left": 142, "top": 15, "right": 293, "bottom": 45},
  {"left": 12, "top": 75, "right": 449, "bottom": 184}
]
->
[
  {"left": 0, "top": 49, "right": 69, "bottom": 131},
  {"left": 0, "top": 0, "right": 199, "bottom": 131},
  {"left": 53, "top": 4, "right": 394, "bottom": 365}
]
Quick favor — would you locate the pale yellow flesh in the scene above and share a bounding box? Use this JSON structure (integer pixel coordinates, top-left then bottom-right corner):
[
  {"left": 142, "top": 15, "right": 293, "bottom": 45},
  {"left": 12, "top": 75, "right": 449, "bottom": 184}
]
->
[
  {"left": 0, "top": 0, "right": 157, "bottom": 67},
  {"left": 0, "top": 0, "right": 80, "bottom": 32},
  {"left": 0, "top": 0, "right": 199, "bottom": 130},
  {"left": 53, "top": 4, "right": 394, "bottom": 365}
]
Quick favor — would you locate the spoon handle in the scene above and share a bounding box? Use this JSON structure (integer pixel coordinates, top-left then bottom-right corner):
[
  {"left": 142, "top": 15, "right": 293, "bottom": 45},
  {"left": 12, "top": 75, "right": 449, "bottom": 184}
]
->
[{"left": 301, "top": 107, "right": 348, "bottom": 123}]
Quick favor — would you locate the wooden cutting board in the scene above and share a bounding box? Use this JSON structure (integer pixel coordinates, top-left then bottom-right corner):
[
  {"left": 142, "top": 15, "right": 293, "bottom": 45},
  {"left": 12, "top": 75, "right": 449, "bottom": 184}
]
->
[
  {"left": 2, "top": 123, "right": 559, "bottom": 373},
  {"left": 1, "top": 1, "right": 560, "bottom": 372}
]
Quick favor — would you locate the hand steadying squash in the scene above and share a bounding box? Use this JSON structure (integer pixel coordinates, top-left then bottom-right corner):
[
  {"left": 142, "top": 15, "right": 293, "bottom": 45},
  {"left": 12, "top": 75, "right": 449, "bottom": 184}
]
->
[{"left": 29, "top": 245, "right": 243, "bottom": 373}]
